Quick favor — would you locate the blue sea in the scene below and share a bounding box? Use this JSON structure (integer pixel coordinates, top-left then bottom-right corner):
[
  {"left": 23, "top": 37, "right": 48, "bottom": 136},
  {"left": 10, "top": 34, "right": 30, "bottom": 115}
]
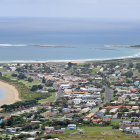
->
[{"left": 0, "top": 17, "right": 140, "bottom": 62}]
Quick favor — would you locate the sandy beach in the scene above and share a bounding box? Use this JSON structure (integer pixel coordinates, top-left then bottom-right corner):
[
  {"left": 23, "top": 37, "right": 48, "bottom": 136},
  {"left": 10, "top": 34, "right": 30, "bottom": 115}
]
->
[{"left": 0, "top": 81, "right": 21, "bottom": 106}]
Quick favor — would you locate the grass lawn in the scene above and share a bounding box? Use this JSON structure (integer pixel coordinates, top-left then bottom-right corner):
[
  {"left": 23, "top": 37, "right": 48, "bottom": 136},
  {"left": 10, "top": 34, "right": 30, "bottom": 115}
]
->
[
  {"left": 38, "top": 92, "right": 56, "bottom": 103},
  {"left": 50, "top": 126, "right": 138, "bottom": 140},
  {"left": 80, "top": 126, "right": 113, "bottom": 131},
  {"left": 51, "top": 130, "right": 135, "bottom": 140},
  {"left": 19, "top": 80, "right": 40, "bottom": 88},
  {"left": 133, "top": 69, "right": 137, "bottom": 75},
  {"left": 101, "top": 92, "right": 105, "bottom": 101},
  {"left": 42, "top": 126, "right": 137, "bottom": 140},
  {"left": 111, "top": 120, "right": 121, "bottom": 126},
  {"left": 90, "top": 68, "right": 98, "bottom": 75},
  {"left": 138, "top": 73, "right": 140, "bottom": 79},
  {"left": 3, "top": 73, "right": 40, "bottom": 88},
  {"left": 3, "top": 73, "right": 13, "bottom": 79},
  {"left": 0, "top": 76, "right": 48, "bottom": 100}
]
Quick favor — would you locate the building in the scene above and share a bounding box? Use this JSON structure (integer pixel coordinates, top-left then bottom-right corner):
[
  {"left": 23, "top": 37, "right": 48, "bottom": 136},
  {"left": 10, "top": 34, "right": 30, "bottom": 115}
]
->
[{"left": 67, "top": 124, "right": 76, "bottom": 130}]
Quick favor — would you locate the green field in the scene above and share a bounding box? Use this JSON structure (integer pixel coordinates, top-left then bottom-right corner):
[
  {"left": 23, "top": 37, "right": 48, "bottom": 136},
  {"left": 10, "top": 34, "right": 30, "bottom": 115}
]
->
[
  {"left": 90, "top": 68, "right": 98, "bottom": 75},
  {"left": 3, "top": 73, "right": 13, "bottom": 79},
  {"left": 42, "top": 126, "right": 138, "bottom": 140},
  {"left": 0, "top": 76, "right": 50, "bottom": 100},
  {"left": 38, "top": 92, "right": 56, "bottom": 103},
  {"left": 111, "top": 120, "right": 121, "bottom": 126},
  {"left": 3, "top": 73, "right": 41, "bottom": 88},
  {"left": 19, "top": 80, "right": 40, "bottom": 88}
]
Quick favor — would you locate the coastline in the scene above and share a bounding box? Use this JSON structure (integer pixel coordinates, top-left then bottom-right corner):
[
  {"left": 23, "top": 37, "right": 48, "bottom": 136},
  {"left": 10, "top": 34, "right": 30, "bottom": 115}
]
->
[
  {"left": 0, "top": 81, "right": 21, "bottom": 106},
  {"left": 0, "top": 56, "right": 139, "bottom": 64}
]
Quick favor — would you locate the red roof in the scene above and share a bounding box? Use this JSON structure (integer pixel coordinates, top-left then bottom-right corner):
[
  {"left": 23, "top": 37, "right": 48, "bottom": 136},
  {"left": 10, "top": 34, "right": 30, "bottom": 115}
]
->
[
  {"left": 92, "top": 119, "right": 101, "bottom": 122},
  {"left": 105, "top": 106, "right": 131, "bottom": 109},
  {"left": 105, "top": 106, "right": 121, "bottom": 109},
  {"left": 56, "top": 81, "right": 63, "bottom": 83},
  {"left": 125, "top": 106, "right": 131, "bottom": 109},
  {"left": 104, "top": 118, "right": 111, "bottom": 120},
  {"left": 130, "top": 89, "right": 137, "bottom": 92},
  {"left": 4, "top": 117, "right": 10, "bottom": 120},
  {"left": 44, "top": 73, "right": 49, "bottom": 76},
  {"left": 131, "top": 116, "right": 139, "bottom": 119}
]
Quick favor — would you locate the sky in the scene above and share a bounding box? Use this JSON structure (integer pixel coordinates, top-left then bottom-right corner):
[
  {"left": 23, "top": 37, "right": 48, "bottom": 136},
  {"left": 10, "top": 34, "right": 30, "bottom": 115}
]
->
[{"left": 0, "top": 0, "right": 140, "bottom": 20}]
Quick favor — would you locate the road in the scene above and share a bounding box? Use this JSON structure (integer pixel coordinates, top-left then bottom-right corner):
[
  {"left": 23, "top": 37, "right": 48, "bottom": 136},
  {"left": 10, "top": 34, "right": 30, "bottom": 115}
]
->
[
  {"left": 54, "top": 87, "right": 64, "bottom": 102},
  {"left": 105, "top": 86, "right": 112, "bottom": 103}
]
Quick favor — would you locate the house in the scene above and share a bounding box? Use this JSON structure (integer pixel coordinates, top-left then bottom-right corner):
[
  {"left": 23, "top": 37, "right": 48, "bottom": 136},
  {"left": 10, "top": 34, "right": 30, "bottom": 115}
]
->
[
  {"left": 41, "top": 111, "right": 51, "bottom": 118},
  {"left": 44, "top": 130, "right": 54, "bottom": 134},
  {"left": 26, "top": 138, "right": 35, "bottom": 140},
  {"left": 80, "top": 107, "right": 91, "bottom": 114},
  {"left": 54, "top": 130, "right": 64, "bottom": 134},
  {"left": 124, "top": 127, "right": 140, "bottom": 134},
  {"left": 45, "top": 127, "right": 55, "bottom": 131},
  {"left": 20, "top": 131, "right": 37, "bottom": 136},
  {"left": 31, "top": 121, "right": 41, "bottom": 124},
  {"left": 73, "top": 98, "right": 82, "bottom": 104},
  {"left": 99, "top": 109, "right": 106, "bottom": 114},
  {"left": 132, "top": 106, "right": 139, "bottom": 110},
  {"left": 62, "top": 108, "right": 70, "bottom": 113},
  {"left": 102, "top": 117, "right": 111, "bottom": 122},
  {"left": 92, "top": 119, "right": 101, "bottom": 123},
  {"left": 6, "top": 128, "right": 17, "bottom": 133},
  {"left": 9, "top": 66, "right": 16, "bottom": 71},
  {"left": 65, "top": 113, "right": 74, "bottom": 118},
  {"left": 85, "top": 112, "right": 95, "bottom": 119},
  {"left": 67, "top": 124, "right": 76, "bottom": 130},
  {"left": 95, "top": 112, "right": 104, "bottom": 119},
  {"left": 60, "top": 84, "right": 70, "bottom": 89},
  {"left": 109, "top": 108, "right": 118, "bottom": 114}
]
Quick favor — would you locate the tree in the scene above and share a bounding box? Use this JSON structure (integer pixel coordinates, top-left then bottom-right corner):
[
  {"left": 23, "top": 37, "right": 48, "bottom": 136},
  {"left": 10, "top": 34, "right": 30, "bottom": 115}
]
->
[
  {"left": 136, "top": 63, "right": 140, "bottom": 69},
  {"left": 31, "top": 85, "right": 38, "bottom": 91},
  {"left": 0, "top": 72, "right": 2, "bottom": 77},
  {"left": 42, "top": 77, "right": 46, "bottom": 83},
  {"left": 11, "top": 73, "right": 17, "bottom": 77},
  {"left": 112, "top": 125, "right": 119, "bottom": 129},
  {"left": 45, "top": 80, "right": 53, "bottom": 87},
  {"left": 7, "top": 116, "right": 24, "bottom": 126},
  {"left": 16, "top": 68, "right": 24, "bottom": 73},
  {"left": 120, "top": 107, "right": 129, "bottom": 112},
  {"left": 24, "top": 64, "right": 28, "bottom": 69},
  {"left": 28, "top": 77, "right": 33, "bottom": 82},
  {"left": 38, "top": 84, "right": 43, "bottom": 90},
  {"left": 129, "top": 63, "right": 133, "bottom": 68},
  {"left": 18, "top": 73, "right": 26, "bottom": 79},
  {"left": 121, "top": 71, "right": 133, "bottom": 78},
  {"left": 68, "top": 62, "right": 73, "bottom": 68},
  {"left": 43, "top": 64, "right": 52, "bottom": 73}
]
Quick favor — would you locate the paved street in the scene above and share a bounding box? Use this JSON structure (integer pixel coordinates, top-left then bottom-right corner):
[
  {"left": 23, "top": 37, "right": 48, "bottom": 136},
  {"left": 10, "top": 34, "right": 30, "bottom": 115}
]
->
[
  {"left": 54, "top": 87, "right": 64, "bottom": 101},
  {"left": 105, "top": 86, "right": 112, "bottom": 103}
]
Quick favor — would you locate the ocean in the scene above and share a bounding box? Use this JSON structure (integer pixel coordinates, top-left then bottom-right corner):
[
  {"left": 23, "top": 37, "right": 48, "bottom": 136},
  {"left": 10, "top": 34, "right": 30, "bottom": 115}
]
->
[{"left": 0, "top": 17, "right": 140, "bottom": 62}]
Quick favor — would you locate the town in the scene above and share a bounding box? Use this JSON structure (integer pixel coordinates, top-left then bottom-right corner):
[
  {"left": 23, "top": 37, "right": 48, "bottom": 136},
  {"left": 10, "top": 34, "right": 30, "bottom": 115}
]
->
[{"left": 0, "top": 59, "right": 140, "bottom": 140}]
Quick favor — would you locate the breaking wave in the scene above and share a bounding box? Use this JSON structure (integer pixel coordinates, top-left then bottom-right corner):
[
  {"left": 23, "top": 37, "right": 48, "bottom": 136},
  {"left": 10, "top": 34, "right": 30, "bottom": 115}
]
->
[{"left": 0, "top": 44, "right": 27, "bottom": 47}]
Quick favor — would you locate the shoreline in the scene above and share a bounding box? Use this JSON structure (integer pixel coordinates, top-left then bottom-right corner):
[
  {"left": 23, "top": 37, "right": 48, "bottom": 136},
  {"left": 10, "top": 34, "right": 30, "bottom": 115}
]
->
[
  {"left": 0, "top": 56, "right": 139, "bottom": 64},
  {"left": 0, "top": 81, "right": 21, "bottom": 106}
]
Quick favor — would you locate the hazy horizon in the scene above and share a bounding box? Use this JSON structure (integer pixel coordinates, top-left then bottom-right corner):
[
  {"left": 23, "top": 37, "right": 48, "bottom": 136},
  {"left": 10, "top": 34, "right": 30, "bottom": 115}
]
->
[
  {"left": 0, "top": 0, "right": 140, "bottom": 21},
  {"left": 0, "top": 17, "right": 139, "bottom": 35}
]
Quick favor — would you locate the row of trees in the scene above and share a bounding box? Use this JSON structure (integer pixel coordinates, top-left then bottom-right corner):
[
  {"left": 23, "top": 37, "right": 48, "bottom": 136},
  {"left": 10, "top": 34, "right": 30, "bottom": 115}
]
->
[{"left": 1, "top": 99, "right": 38, "bottom": 112}]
